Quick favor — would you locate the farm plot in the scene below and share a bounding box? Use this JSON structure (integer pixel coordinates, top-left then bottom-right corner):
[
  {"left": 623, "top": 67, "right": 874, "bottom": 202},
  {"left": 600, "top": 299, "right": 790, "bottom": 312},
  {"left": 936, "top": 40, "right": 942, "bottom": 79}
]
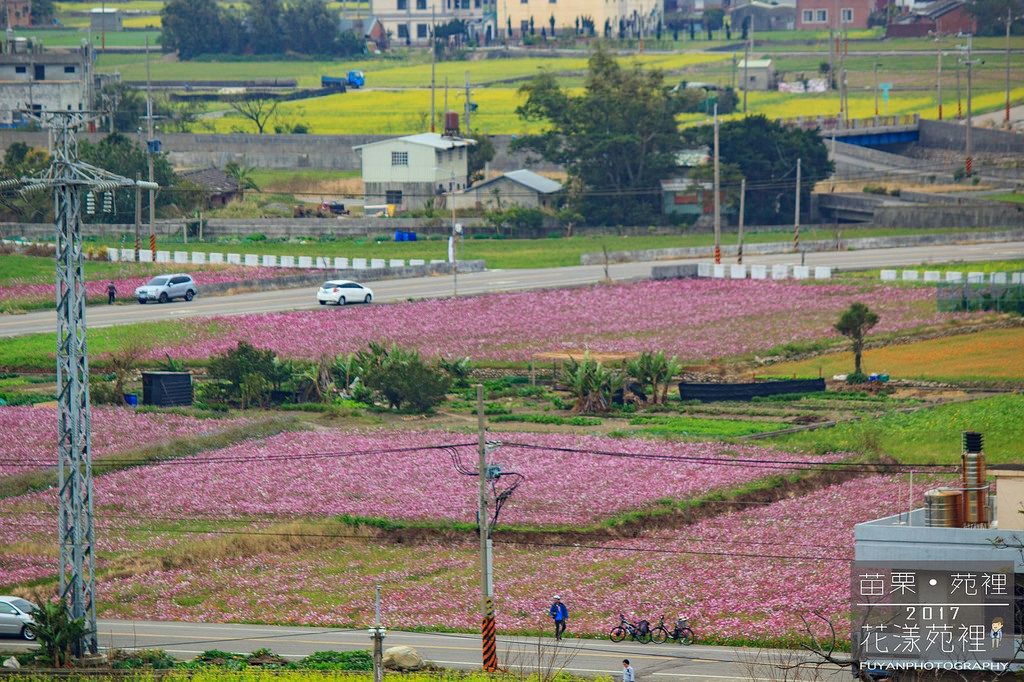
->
[
  {"left": 87, "top": 474, "right": 953, "bottom": 647},
  {"left": 138, "top": 279, "right": 975, "bottom": 364},
  {"left": 0, "top": 405, "right": 249, "bottom": 479}
]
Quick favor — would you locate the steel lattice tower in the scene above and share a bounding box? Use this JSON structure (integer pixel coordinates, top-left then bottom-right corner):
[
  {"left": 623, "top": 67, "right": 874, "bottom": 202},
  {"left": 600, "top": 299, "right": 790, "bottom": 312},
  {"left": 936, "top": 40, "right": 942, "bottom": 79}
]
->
[{"left": 12, "top": 112, "right": 158, "bottom": 657}]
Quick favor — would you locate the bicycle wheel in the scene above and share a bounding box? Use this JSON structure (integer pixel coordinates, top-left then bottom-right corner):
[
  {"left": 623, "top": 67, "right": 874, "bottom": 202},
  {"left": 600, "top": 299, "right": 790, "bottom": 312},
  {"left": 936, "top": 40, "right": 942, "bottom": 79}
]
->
[
  {"left": 636, "top": 630, "right": 652, "bottom": 644},
  {"left": 650, "top": 626, "right": 669, "bottom": 644},
  {"left": 609, "top": 626, "right": 627, "bottom": 643},
  {"left": 678, "top": 628, "right": 695, "bottom": 645}
]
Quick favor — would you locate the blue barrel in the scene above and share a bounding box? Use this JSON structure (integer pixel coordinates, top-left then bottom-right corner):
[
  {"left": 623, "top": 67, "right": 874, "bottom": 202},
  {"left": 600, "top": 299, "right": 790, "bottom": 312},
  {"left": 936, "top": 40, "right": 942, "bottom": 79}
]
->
[{"left": 123, "top": 394, "right": 138, "bottom": 407}]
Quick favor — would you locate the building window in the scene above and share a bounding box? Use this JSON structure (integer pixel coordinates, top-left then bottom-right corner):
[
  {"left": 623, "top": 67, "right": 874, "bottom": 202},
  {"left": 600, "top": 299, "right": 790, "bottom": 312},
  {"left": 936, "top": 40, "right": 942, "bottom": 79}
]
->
[
  {"left": 391, "top": 151, "right": 409, "bottom": 166},
  {"left": 397, "top": 24, "right": 409, "bottom": 38},
  {"left": 64, "top": 66, "right": 76, "bottom": 73},
  {"left": 15, "top": 66, "right": 26, "bottom": 73},
  {"left": 417, "top": 23, "right": 428, "bottom": 37},
  {"left": 815, "top": 9, "right": 827, "bottom": 21},
  {"left": 416, "top": 0, "right": 426, "bottom": 7},
  {"left": 397, "top": 0, "right": 408, "bottom": 8},
  {"left": 841, "top": 7, "right": 853, "bottom": 22},
  {"left": 385, "top": 190, "right": 403, "bottom": 204}
]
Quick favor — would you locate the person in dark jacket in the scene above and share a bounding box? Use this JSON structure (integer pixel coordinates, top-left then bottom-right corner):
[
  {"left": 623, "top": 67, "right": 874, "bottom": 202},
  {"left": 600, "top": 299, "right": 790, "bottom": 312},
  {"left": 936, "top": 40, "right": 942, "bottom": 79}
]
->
[
  {"left": 107, "top": 281, "right": 117, "bottom": 304},
  {"left": 549, "top": 595, "right": 568, "bottom": 640}
]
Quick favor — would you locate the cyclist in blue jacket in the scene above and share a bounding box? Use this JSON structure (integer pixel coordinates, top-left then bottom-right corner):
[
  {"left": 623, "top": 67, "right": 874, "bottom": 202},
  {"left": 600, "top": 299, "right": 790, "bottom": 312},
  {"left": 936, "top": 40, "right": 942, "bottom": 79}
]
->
[{"left": 549, "top": 595, "right": 568, "bottom": 640}]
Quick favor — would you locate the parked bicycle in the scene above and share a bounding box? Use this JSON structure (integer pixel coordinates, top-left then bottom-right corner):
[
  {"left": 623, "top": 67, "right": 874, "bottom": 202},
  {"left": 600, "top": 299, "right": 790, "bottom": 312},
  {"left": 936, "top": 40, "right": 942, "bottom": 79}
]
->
[
  {"left": 650, "top": 615, "right": 695, "bottom": 645},
  {"left": 609, "top": 614, "right": 652, "bottom": 644}
]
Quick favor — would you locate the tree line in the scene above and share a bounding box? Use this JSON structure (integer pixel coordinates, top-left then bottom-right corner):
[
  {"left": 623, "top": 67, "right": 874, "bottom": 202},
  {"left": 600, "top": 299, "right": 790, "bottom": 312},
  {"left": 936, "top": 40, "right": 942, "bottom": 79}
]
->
[{"left": 160, "top": 0, "right": 364, "bottom": 60}]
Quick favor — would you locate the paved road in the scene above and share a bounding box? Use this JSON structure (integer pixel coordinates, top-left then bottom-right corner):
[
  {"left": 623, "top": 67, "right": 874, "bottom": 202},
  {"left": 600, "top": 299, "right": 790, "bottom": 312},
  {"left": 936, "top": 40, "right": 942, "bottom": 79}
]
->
[
  {"left": 2, "top": 241, "right": 1022, "bottom": 339},
  {"left": 82, "top": 620, "right": 851, "bottom": 682}
]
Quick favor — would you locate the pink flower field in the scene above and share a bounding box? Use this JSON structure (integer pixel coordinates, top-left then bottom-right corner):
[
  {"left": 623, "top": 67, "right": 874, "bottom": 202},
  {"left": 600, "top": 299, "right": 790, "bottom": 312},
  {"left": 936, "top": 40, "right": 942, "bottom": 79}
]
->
[
  {"left": 86, "top": 430, "right": 844, "bottom": 526},
  {"left": 142, "top": 279, "right": 968, "bottom": 363},
  {"left": 0, "top": 266, "right": 306, "bottom": 308},
  {"left": 0, "top": 406, "right": 246, "bottom": 478},
  {"left": 89, "top": 474, "right": 955, "bottom": 646}
]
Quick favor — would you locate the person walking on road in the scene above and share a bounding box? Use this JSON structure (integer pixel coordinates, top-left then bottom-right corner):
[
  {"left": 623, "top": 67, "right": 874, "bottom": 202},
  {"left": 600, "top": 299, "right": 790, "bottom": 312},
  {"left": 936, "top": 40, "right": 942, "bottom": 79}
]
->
[
  {"left": 549, "top": 595, "right": 568, "bottom": 641},
  {"left": 622, "top": 660, "right": 635, "bottom": 682},
  {"left": 107, "top": 281, "right": 117, "bottom": 304}
]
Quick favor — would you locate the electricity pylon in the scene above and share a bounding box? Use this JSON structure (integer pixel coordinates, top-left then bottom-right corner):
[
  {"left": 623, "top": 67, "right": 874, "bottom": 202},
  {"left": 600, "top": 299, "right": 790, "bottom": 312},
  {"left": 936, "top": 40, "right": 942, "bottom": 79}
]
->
[{"left": 12, "top": 111, "right": 158, "bottom": 656}]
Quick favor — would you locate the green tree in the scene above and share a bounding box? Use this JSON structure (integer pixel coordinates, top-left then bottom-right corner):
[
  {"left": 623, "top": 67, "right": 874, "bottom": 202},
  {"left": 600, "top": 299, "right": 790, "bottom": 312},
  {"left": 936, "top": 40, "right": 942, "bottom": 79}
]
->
[
  {"left": 224, "top": 162, "right": 261, "bottom": 199},
  {"left": 282, "top": 0, "right": 339, "bottom": 55},
  {"left": 356, "top": 342, "right": 450, "bottom": 412},
  {"left": 512, "top": 43, "right": 685, "bottom": 226},
  {"left": 562, "top": 352, "right": 623, "bottom": 414},
  {"left": 467, "top": 134, "right": 496, "bottom": 184},
  {"left": 686, "top": 114, "right": 832, "bottom": 225},
  {"left": 160, "top": 0, "right": 225, "bottom": 59},
  {"left": 835, "top": 303, "right": 879, "bottom": 375},
  {"left": 29, "top": 0, "right": 56, "bottom": 25},
  {"left": 208, "top": 341, "right": 280, "bottom": 408},
  {"left": 247, "top": 0, "right": 285, "bottom": 53},
  {"left": 967, "top": 0, "right": 1023, "bottom": 35}
]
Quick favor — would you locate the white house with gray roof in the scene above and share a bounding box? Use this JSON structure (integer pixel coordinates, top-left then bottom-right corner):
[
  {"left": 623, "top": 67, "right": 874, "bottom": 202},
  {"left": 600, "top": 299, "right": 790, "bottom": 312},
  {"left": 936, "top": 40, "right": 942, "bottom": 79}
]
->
[
  {"left": 456, "top": 169, "right": 563, "bottom": 211},
  {"left": 354, "top": 132, "right": 475, "bottom": 211}
]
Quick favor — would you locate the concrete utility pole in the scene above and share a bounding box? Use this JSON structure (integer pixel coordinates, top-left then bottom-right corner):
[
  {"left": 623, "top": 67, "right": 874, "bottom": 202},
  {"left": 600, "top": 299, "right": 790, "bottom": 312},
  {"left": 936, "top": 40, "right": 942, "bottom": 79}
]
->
[
  {"left": 369, "top": 585, "right": 386, "bottom": 682},
  {"left": 464, "top": 71, "right": 471, "bottom": 134},
  {"left": 430, "top": 6, "right": 436, "bottom": 132},
  {"left": 477, "top": 385, "right": 497, "bottom": 672},
  {"left": 10, "top": 111, "right": 157, "bottom": 659},
  {"left": 713, "top": 103, "right": 721, "bottom": 265},
  {"left": 936, "top": 35, "right": 943, "bottom": 121},
  {"left": 737, "top": 177, "right": 745, "bottom": 264},
  {"left": 793, "top": 158, "right": 801, "bottom": 251},
  {"left": 145, "top": 36, "right": 156, "bottom": 255}
]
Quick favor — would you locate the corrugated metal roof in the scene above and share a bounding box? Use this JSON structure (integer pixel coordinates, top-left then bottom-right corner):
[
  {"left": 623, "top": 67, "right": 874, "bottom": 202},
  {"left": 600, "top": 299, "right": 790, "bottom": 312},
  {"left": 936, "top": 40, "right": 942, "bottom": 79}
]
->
[
  {"left": 353, "top": 132, "right": 475, "bottom": 151},
  {"left": 472, "top": 169, "right": 563, "bottom": 194}
]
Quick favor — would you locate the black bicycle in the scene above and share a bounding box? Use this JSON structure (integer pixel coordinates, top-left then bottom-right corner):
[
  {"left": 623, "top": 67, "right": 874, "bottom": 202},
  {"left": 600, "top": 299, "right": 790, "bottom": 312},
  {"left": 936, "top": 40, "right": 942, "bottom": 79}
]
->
[
  {"left": 609, "top": 614, "right": 652, "bottom": 644},
  {"left": 664, "top": 615, "right": 695, "bottom": 645}
]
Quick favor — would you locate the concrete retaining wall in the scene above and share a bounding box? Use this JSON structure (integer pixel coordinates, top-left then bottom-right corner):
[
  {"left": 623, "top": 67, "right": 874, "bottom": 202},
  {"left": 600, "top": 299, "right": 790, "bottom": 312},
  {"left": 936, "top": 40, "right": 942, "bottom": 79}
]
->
[
  {"left": 0, "top": 132, "right": 562, "bottom": 173},
  {"left": 918, "top": 120, "right": 1024, "bottom": 154},
  {"left": 581, "top": 228, "right": 1024, "bottom": 265}
]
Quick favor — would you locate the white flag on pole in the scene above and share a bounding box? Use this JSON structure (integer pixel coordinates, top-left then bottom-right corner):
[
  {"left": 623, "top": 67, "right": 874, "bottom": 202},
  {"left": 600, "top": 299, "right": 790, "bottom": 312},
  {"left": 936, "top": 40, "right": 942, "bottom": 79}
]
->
[{"left": 448, "top": 235, "right": 455, "bottom": 263}]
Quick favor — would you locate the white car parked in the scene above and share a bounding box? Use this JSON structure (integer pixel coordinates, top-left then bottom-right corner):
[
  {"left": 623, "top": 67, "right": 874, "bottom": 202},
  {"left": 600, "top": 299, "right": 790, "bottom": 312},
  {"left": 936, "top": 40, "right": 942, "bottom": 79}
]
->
[
  {"left": 0, "top": 596, "right": 37, "bottom": 640},
  {"left": 317, "top": 280, "right": 373, "bottom": 306},
  {"left": 135, "top": 274, "right": 198, "bottom": 304}
]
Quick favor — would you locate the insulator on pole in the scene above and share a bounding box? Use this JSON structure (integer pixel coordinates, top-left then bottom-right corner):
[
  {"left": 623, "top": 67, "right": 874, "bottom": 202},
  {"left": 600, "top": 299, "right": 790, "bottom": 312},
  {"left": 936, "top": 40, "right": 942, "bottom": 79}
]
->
[
  {"left": 102, "top": 191, "right": 114, "bottom": 213},
  {"left": 85, "top": 191, "right": 95, "bottom": 215}
]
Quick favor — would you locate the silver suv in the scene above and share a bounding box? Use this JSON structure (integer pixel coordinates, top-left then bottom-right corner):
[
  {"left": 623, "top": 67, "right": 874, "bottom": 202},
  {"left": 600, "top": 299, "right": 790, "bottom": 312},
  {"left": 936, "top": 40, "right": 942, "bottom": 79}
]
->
[{"left": 135, "top": 274, "right": 198, "bottom": 304}]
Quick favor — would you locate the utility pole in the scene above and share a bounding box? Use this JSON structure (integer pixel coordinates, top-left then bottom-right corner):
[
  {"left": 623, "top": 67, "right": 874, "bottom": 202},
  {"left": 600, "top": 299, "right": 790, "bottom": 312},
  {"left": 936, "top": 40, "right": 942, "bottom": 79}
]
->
[
  {"left": 962, "top": 34, "right": 977, "bottom": 176},
  {"left": 1006, "top": 8, "right": 1013, "bottom": 127},
  {"left": 12, "top": 111, "right": 157, "bottom": 660},
  {"left": 737, "top": 178, "right": 745, "bottom": 264},
  {"left": 369, "top": 585, "right": 386, "bottom": 682},
  {"left": 477, "top": 385, "right": 497, "bottom": 672},
  {"left": 712, "top": 103, "right": 720, "bottom": 264},
  {"left": 134, "top": 172, "right": 141, "bottom": 261},
  {"left": 464, "top": 71, "right": 471, "bottom": 134},
  {"left": 430, "top": 5, "right": 436, "bottom": 132},
  {"left": 793, "top": 158, "right": 801, "bottom": 251},
  {"left": 873, "top": 62, "right": 879, "bottom": 118},
  {"left": 936, "top": 35, "right": 943, "bottom": 121},
  {"left": 742, "top": 29, "right": 750, "bottom": 113},
  {"left": 145, "top": 37, "right": 156, "bottom": 254}
]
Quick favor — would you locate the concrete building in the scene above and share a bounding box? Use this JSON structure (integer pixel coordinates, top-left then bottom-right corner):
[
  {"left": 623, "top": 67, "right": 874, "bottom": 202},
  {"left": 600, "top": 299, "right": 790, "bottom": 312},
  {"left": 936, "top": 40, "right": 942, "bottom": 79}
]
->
[
  {"left": 179, "top": 167, "right": 241, "bottom": 207},
  {"left": 730, "top": 0, "right": 796, "bottom": 32},
  {"left": 795, "top": 0, "right": 873, "bottom": 29},
  {"left": 369, "top": 0, "right": 499, "bottom": 46},
  {"left": 89, "top": 7, "right": 122, "bottom": 32},
  {"left": 736, "top": 58, "right": 774, "bottom": 90},
  {"left": 456, "top": 169, "right": 562, "bottom": 210},
  {"left": 0, "top": 38, "right": 95, "bottom": 127},
  {"left": 854, "top": 456, "right": 1024, "bottom": 676},
  {"left": 354, "top": 131, "right": 475, "bottom": 212}
]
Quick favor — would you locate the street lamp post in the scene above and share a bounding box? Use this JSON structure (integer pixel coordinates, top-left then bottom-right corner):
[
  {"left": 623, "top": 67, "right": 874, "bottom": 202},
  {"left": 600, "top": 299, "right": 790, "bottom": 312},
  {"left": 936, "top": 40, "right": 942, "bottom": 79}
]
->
[{"left": 873, "top": 62, "right": 880, "bottom": 118}]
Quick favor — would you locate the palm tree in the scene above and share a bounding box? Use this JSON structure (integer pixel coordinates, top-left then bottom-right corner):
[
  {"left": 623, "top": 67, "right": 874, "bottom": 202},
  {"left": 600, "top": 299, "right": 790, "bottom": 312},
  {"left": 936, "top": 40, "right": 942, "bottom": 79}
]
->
[{"left": 224, "top": 162, "right": 260, "bottom": 200}]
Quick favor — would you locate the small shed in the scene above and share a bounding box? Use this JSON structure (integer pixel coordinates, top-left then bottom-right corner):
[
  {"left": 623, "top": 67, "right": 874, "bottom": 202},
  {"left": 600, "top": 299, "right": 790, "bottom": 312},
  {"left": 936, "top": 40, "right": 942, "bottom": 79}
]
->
[
  {"left": 90, "top": 7, "right": 123, "bottom": 32},
  {"left": 737, "top": 58, "right": 774, "bottom": 91},
  {"left": 457, "top": 169, "right": 563, "bottom": 210},
  {"left": 142, "top": 371, "right": 193, "bottom": 407},
  {"left": 179, "top": 167, "right": 241, "bottom": 207}
]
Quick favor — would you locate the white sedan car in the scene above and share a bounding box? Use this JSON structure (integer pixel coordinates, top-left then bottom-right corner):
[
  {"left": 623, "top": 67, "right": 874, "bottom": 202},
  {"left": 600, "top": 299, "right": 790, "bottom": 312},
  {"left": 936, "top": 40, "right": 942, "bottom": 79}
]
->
[{"left": 317, "top": 280, "right": 373, "bottom": 306}]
